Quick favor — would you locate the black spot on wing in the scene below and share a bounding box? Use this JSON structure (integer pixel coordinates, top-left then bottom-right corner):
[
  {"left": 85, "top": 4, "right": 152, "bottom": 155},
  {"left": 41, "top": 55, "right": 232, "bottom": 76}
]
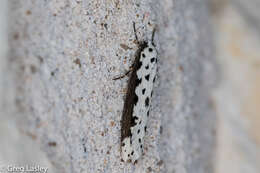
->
[
  {"left": 133, "top": 94, "right": 138, "bottom": 105},
  {"left": 133, "top": 78, "right": 142, "bottom": 105},
  {"left": 138, "top": 61, "right": 143, "bottom": 69},
  {"left": 151, "top": 58, "right": 155, "bottom": 63},
  {"left": 131, "top": 116, "right": 138, "bottom": 126},
  {"left": 136, "top": 78, "right": 142, "bottom": 85},
  {"left": 145, "top": 97, "right": 149, "bottom": 107},
  {"left": 144, "top": 126, "right": 147, "bottom": 132},
  {"left": 153, "top": 77, "right": 156, "bottom": 83},
  {"left": 145, "top": 65, "right": 149, "bottom": 69},
  {"left": 142, "top": 53, "right": 146, "bottom": 58},
  {"left": 149, "top": 48, "right": 153, "bottom": 52},
  {"left": 137, "top": 129, "right": 140, "bottom": 134},
  {"left": 147, "top": 111, "right": 150, "bottom": 117},
  {"left": 145, "top": 74, "right": 150, "bottom": 81},
  {"left": 142, "top": 88, "right": 146, "bottom": 94},
  {"left": 139, "top": 138, "right": 141, "bottom": 143}
]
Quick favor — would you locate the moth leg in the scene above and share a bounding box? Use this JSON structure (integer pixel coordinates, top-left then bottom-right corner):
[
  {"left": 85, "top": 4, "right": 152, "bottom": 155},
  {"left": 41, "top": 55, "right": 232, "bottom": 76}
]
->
[
  {"left": 113, "top": 67, "right": 133, "bottom": 80},
  {"left": 152, "top": 26, "right": 156, "bottom": 44}
]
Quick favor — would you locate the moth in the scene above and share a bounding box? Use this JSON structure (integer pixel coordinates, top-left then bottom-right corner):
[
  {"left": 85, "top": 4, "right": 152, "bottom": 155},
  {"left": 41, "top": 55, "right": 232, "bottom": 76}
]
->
[{"left": 115, "top": 23, "right": 157, "bottom": 163}]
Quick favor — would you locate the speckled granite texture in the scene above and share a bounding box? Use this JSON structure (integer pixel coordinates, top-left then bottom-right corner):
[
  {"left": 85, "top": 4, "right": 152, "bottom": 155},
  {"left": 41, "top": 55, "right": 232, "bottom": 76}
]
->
[{"left": 6, "top": 0, "right": 216, "bottom": 172}]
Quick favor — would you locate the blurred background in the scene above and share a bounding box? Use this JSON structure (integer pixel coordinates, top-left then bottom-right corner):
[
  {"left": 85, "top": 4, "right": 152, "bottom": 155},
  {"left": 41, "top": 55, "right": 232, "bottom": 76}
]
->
[
  {"left": 211, "top": 0, "right": 260, "bottom": 172},
  {"left": 0, "top": 0, "right": 260, "bottom": 172}
]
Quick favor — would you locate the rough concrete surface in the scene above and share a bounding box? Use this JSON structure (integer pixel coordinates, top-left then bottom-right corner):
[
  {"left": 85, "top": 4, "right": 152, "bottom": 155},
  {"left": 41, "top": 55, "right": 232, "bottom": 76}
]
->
[{"left": 3, "top": 0, "right": 216, "bottom": 172}]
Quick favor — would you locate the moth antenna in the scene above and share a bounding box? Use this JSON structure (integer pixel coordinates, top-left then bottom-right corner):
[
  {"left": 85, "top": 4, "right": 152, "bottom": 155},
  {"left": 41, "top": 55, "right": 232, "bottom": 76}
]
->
[
  {"left": 151, "top": 26, "right": 156, "bottom": 45},
  {"left": 133, "top": 22, "right": 139, "bottom": 44}
]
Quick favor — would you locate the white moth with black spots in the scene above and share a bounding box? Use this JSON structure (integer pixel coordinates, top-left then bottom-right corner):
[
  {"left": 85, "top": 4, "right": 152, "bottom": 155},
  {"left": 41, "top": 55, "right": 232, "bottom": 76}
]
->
[{"left": 118, "top": 23, "right": 157, "bottom": 164}]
